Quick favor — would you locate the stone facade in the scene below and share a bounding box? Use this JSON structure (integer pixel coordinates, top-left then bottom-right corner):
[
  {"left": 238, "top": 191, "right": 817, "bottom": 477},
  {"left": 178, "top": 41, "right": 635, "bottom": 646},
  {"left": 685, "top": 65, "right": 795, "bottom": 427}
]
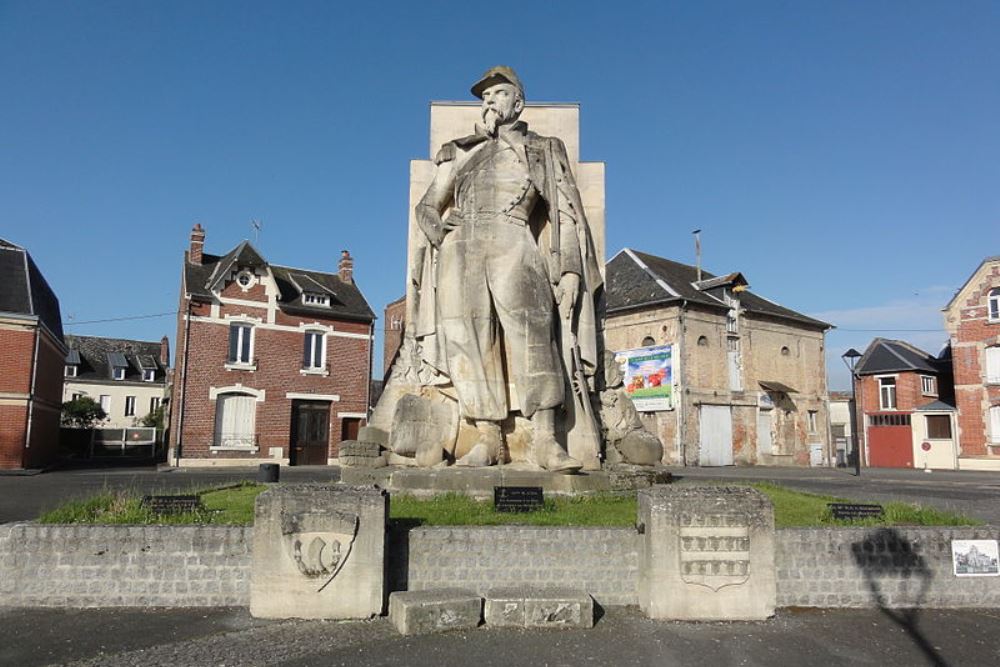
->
[
  {"left": 605, "top": 251, "right": 830, "bottom": 467},
  {"left": 169, "top": 225, "right": 375, "bottom": 466},
  {"left": 0, "top": 524, "right": 250, "bottom": 607},
  {"left": 943, "top": 256, "right": 1000, "bottom": 465},
  {"left": 398, "top": 526, "right": 638, "bottom": 607}
]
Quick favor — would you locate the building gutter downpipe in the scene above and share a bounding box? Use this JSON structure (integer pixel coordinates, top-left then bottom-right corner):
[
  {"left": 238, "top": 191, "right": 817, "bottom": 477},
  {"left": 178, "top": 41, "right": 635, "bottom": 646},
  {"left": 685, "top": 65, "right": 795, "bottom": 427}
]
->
[{"left": 174, "top": 298, "right": 193, "bottom": 467}]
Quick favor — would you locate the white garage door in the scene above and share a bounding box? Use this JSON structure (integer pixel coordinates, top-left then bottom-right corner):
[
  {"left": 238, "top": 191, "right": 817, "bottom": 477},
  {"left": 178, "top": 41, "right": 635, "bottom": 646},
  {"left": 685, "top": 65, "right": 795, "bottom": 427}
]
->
[{"left": 700, "top": 404, "right": 734, "bottom": 466}]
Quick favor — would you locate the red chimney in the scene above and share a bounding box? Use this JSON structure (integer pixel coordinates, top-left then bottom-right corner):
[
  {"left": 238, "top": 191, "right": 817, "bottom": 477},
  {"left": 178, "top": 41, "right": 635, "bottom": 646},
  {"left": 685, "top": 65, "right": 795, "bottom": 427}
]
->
[
  {"left": 338, "top": 250, "right": 354, "bottom": 284},
  {"left": 189, "top": 223, "right": 205, "bottom": 265},
  {"left": 160, "top": 336, "right": 170, "bottom": 366}
]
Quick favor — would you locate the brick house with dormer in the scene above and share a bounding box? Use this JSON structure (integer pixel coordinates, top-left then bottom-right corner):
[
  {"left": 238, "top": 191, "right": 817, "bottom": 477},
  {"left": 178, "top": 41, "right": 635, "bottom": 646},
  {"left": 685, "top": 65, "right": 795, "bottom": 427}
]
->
[
  {"left": 944, "top": 256, "right": 1000, "bottom": 469},
  {"left": 168, "top": 224, "right": 375, "bottom": 466}
]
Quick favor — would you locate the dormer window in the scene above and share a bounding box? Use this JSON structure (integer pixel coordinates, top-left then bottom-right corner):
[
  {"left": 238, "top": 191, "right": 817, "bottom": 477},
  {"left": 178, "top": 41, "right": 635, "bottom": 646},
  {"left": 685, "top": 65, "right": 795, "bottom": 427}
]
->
[
  {"left": 107, "top": 352, "right": 128, "bottom": 381},
  {"left": 143, "top": 369, "right": 156, "bottom": 382},
  {"left": 65, "top": 349, "right": 81, "bottom": 378},
  {"left": 65, "top": 365, "right": 78, "bottom": 377},
  {"left": 237, "top": 270, "right": 254, "bottom": 288},
  {"left": 137, "top": 355, "right": 158, "bottom": 383},
  {"left": 990, "top": 288, "right": 1000, "bottom": 322},
  {"left": 303, "top": 292, "right": 329, "bottom": 307}
]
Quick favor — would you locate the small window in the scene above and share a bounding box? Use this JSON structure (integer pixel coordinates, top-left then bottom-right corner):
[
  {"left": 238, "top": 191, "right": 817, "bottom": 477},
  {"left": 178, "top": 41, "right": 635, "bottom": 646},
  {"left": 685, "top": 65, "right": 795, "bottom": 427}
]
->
[
  {"left": 71, "top": 393, "right": 83, "bottom": 401},
  {"left": 926, "top": 415, "right": 952, "bottom": 439},
  {"left": 143, "top": 368, "right": 156, "bottom": 382},
  {"left": 920, "top": 375, "right": 937, "bottom": 396},
  {"left": 237, "top": 271, "right": 253, "bottom": 287},
  {"left": 113, "top": 367, "right": 126, "bottom": 381},
  {"left": 303, "top": 331, "right": 325, "bottom": 369},
  {"left": 878, "top": 377, "right": 897, "bottom": 410},
  {"left": 228, "top": 323, "right": 253, "bottom": 364},
  {"left": 124, "top": 396, "right": 136, "bottom": 417},
  {"left": 99, "top": 395, "right": 111, "bottom": 413},
  {"left": 989, "top": 288, "right": 1000, "bottom": 322},
  {"left": 303, "top": 292, "right": 330, "bottom": 307},
  {"left": 65, "top": 365, "right": 77, "bottom": 377},
  {"left": 807, "top": 410, "right": 818, "bottom": 434},
  {"left": 149, "top": 397, "right": 161, "bottom": 413},
  {"left": 990, "top": 406, "right": 1000, "bottom": 444},
  {"left": 641, "top": 336, "right": 656, "bottom": 347},
  {"left": 697, "top": 335, "right": 708, "bottom": 347},
  {"left": 780, "top": 346, "right": 790, "bottom": 356}
]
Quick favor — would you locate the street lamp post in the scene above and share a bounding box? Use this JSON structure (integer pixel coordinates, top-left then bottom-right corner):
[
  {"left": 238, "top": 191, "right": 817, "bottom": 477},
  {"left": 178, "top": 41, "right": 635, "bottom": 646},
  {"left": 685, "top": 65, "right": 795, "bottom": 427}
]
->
[{"left": 842, "top": 348, "right": 863, "bottom": 477}]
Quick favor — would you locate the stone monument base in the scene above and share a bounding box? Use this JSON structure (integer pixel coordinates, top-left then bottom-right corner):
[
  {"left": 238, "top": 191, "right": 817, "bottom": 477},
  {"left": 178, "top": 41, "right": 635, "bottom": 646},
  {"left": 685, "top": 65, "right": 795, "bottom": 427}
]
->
[{"left": 340, "top": 464, "right": 671, "bottom": 498}]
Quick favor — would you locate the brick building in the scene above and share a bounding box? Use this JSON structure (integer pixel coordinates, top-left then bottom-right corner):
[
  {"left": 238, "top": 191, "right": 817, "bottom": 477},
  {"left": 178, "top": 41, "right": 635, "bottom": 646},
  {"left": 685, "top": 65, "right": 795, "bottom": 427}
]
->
[
  {"left": 382, "top": 294, "right": 406, "bottom": 379},
  {"left": 168, "top": 225, "right": 375, "bottom": 466},
  {"left": 944, "top": 255, "right": 1000, "bottom": 469},
  {"left": 0, "top": 239, "right": 66, "bottom": 470},
  {"left": 852, "top": 338, "right": 957, "bottom": 470},
  {"left": 604, "top": 249, "right": 832, "bottom": 467}
]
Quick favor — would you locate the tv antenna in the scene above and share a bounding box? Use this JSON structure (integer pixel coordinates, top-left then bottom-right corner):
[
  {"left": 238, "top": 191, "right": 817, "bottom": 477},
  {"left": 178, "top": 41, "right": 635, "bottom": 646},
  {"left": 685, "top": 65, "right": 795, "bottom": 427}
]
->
[{"left": 251, "top": 219, "right": 263, "bottom": 245}]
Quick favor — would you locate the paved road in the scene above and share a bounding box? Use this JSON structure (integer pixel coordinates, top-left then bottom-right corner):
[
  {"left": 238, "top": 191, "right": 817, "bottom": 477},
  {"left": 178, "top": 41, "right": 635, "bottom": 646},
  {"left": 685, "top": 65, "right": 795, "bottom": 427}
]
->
[
  {"left": 0, "top": 465, "right": 339, "bottom": 524},
  {"left": 2, "top": 605, "right": 998, "bottom": 666},
  {"left": 1, "top": 463, "right": 998, "bottom": 524}
]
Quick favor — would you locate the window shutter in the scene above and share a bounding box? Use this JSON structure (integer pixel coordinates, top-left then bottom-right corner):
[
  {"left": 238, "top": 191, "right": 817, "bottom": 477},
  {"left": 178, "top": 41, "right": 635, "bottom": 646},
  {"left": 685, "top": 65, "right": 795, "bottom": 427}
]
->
[
  {"left": 229, "top": 326, "right": 239, "bottom": 362},
  {"left": 986, "top": 347, "right": 1000, "bottom": 384},
  {"left": 303, "top": 333, "right": 312, "bottom": 367},
  {"left": 991, "top": 406, "right": 1000, "bottom": 444}
]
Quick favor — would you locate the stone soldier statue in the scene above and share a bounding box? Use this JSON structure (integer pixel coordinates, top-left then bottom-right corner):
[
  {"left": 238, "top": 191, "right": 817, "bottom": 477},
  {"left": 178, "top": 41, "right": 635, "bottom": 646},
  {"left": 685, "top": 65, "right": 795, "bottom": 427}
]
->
[{"left": 411, "top": 65, "right": 603, "bottom": 473}]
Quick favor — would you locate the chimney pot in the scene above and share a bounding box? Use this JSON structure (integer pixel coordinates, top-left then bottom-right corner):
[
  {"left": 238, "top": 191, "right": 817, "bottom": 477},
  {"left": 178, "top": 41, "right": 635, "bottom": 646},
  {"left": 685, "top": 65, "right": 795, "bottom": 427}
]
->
[
  {"left": 160, "top": 336, "right": 170, "bottom": 366},
  {"left": 338, "top": 250, "right": 354, "bottom": 284},
  {"left": 189, "top": 223, "right": 206, "bottom": 265}
]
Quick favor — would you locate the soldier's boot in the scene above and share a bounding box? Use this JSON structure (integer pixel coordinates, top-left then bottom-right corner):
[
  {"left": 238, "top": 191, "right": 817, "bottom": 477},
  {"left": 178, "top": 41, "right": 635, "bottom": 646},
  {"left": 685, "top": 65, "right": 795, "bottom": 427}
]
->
[
  {"left": 456, "top": 420, "right": 501, "bottom": 467},
  {"left": 529, "top": 409, "right": 582, "bottom": 474}
]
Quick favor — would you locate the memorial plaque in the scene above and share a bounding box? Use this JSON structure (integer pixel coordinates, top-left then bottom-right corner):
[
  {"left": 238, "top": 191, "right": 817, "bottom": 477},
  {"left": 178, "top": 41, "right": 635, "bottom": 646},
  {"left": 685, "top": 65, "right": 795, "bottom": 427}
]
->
[
  {"left": 494, "top": 486, "right": 544, "bottom": 513},
  {"left": 142, "top": 495, "right": 203, "bottom": 514},
  {"left": 828, "top": 503, "right": 884, "bottom": 521},
  {"left": 679, "top": 513, "right": 751, "bottom": 591}
]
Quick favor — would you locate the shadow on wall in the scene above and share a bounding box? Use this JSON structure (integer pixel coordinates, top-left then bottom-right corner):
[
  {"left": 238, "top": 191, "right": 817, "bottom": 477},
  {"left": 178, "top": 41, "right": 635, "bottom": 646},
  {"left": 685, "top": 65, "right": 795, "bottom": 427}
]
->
[{"left": 851, "top": 528, "right": 948, "bottom": 667}]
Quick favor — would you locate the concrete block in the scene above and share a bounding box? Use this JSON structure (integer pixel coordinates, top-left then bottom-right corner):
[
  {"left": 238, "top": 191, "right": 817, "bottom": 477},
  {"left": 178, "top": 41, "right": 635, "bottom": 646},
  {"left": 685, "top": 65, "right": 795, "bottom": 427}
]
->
[
  {"left": 389, "top": 589, "right": 482, "bottom": 635},
  {"left": 484, "top": 586, "right": 593, "bottom": 628},
  {"left": 250, "top": 485, "right": 388, "bottom": 620},
  {"left": 639, "top": 485, "right": 776, "bottom": 621}
]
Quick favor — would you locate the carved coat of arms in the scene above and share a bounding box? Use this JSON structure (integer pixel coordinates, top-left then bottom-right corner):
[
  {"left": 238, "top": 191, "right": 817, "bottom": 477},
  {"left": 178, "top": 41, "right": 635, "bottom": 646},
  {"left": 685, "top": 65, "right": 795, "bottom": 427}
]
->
[
  {"left": 678, "top": 513, "right": 751, "bottom": 592},
  {"left": 281, "top": 510, "right": 359, "bottom": 590}
]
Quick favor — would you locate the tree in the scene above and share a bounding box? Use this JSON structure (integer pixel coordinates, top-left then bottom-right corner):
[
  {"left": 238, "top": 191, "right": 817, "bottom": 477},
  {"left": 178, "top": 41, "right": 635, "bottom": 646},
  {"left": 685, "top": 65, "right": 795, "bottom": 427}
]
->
[
  {"left": 140, "top": 403, "right": 165, "bottom": 430},
  {"left": 61, "top": 396, "right": 107, "bottom": 428}
]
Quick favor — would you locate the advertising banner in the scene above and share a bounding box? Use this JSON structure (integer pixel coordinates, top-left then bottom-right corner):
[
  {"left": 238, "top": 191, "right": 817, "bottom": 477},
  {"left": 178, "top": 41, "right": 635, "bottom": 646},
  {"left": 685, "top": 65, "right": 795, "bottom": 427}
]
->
[{"left": 615, "top": 345, "right": 673, "bottom": 411}]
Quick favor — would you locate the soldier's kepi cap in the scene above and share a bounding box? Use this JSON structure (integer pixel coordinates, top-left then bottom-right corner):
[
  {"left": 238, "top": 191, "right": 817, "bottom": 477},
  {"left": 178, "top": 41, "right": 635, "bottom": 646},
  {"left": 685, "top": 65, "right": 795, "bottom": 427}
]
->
[{"left": 470, "top": 65, "right": 524, "bottom": 100}]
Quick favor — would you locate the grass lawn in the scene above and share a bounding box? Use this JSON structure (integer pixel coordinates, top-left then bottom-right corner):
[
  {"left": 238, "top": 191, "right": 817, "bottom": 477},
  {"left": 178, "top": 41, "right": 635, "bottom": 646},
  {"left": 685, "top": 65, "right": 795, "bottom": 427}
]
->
[{"left": 37, "top": 480, "right": 980, "bottom": 528}]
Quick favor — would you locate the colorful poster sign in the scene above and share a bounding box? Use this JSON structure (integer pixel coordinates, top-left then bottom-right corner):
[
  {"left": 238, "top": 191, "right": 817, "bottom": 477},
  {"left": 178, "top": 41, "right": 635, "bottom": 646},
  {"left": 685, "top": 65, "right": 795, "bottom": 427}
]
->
[{"left": 614, "top": 345, "right": 673, "bottom": 411}]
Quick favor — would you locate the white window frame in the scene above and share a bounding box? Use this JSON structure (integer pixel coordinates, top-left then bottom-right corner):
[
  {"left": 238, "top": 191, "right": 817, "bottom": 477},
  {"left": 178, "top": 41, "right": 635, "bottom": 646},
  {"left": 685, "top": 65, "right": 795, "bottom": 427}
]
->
[
  {"left": 149, "top": 396, "right": 161, "bottom": 413},
  {"left": 986, "top": 346, "right": 1000, "bottom": 384},
  {"left": 302, "top": 330, "right": 327, "bottom": 373},
  {"left": 113, "top": 366, "right": 126, "bottom": 381},
  {"left": 920, "top": 375, "right": 937, "bottom": 396},
  {"left": 807, "top": 410, "right": 818, "bottom": 434},
  {"left": 303, "top": 292, "right": 330, "bottom": 307},
  {"left": 226, "top": 321, "right": 256, "bottom": 369},
  {"left": 124, "top": 395, "right": 136, "bottom": 417},
  {"left": 142, "top": 368, "right": 156, "bottom": 382},
  {"left": 989, "top": 288, "right": 1000, "bottom": 322},
  {"left": 877, "top": 375, "right": 897, "bottom": 410},
  {"left": 64, "top": 364, "right": 77, "bottom": 377},
  {"left": 71, "top": 393, "right": 83, "bottom": 401},
  {"left": 99, "top": 395, "right": 111, "bottom": 414}
]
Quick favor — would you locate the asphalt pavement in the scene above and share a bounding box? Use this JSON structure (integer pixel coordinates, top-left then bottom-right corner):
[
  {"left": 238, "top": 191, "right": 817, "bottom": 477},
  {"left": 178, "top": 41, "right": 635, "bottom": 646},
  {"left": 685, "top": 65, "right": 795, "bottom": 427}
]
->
[{"left": 3, "top": 605, "right": 999, "bottom": 667}]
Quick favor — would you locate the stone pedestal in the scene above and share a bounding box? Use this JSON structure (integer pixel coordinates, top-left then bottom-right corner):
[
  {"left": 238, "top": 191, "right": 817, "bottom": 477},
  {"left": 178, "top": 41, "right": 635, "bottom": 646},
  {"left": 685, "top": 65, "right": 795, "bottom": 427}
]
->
[
  {"left": 250, "top": 485, "right": 388, "bottom": 619},
  {"left": 389, "top": 589, "right": 482, "bottom": 635},
  {"left": 638, "top": 485, "right": 776, "bottom": 621},
  {"left": 484, "top": 586, "right": 594, "bottom": 628}
]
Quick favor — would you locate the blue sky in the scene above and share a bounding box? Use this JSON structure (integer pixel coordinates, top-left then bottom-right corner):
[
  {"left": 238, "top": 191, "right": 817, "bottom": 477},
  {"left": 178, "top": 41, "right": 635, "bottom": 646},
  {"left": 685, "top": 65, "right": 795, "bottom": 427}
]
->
[{"left": 2, "top": 1, "right": 997, "bottom": 389}]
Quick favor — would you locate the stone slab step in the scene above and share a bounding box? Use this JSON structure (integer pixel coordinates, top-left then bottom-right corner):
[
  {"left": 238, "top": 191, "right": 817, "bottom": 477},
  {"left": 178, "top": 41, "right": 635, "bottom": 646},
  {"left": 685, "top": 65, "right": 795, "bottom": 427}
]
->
[
  {"left": 389, "top": 588, "right": 482, "bottom": 635},
  {"left": 484, "top": 586, "right": 594, "bottom": 628}
]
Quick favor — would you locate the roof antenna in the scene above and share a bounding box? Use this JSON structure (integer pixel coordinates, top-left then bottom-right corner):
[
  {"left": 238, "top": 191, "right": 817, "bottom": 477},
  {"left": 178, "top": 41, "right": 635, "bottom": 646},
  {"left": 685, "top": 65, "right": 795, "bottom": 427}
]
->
[
  {"left": 692, "top": 229, "right": 702, "bottom": 282},
  {"left": 251, "top": 219, "right": 263, "bottom": 245}
]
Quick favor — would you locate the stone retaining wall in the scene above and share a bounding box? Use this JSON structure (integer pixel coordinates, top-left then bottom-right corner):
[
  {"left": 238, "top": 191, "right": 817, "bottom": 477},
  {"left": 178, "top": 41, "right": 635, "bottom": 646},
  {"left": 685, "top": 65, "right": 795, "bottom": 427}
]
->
[
  {"left": 2, "top": 522, "right": 999, "bottom": 609},
  {"left": 776, "top": 526, "right": 1000, "bottom": 608},
  {"left": 393, "top": 526, "right": 640, "bottom": 607},
  {"left": 0, "top": 524, "right": 250, "bottom": 607}
]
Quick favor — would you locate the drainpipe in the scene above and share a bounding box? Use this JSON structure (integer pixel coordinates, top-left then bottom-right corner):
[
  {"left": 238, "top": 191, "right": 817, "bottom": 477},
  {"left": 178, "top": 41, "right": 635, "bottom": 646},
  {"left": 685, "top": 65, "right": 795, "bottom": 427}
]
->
[
  {"left": 23, "top": 323, "right": 41, "bottom": 466},
  {"left": 677, "top": 300, "right": 688, "bottom": 466},
  {"left": 366, "top": 319, "right": 375, "bottom": 419},
  {"left": 174, "top": 298, "right": 193, "bottom": 467}
]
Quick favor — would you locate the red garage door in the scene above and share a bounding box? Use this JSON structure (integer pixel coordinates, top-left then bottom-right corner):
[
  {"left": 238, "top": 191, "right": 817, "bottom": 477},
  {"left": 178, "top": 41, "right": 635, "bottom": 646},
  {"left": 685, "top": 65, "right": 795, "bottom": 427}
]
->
[{"left": 867, "top": 413, "right": 913, "bottom": 468}]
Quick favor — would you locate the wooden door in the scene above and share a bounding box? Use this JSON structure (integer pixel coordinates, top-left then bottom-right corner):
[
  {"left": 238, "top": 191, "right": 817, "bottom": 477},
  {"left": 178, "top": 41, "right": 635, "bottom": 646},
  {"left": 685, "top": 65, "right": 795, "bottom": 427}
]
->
[
  {"left": 699, "top": 405, "right": 734, "bottom": 466},
  {"left": 757, "top": 410, "right": 773, "bottom": 456},
  {"left": 867, "top": 413, "right": 913, "bottom": 468},
  {"left": 290, "top": 401, "right": 330, "bottom": 466}
]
